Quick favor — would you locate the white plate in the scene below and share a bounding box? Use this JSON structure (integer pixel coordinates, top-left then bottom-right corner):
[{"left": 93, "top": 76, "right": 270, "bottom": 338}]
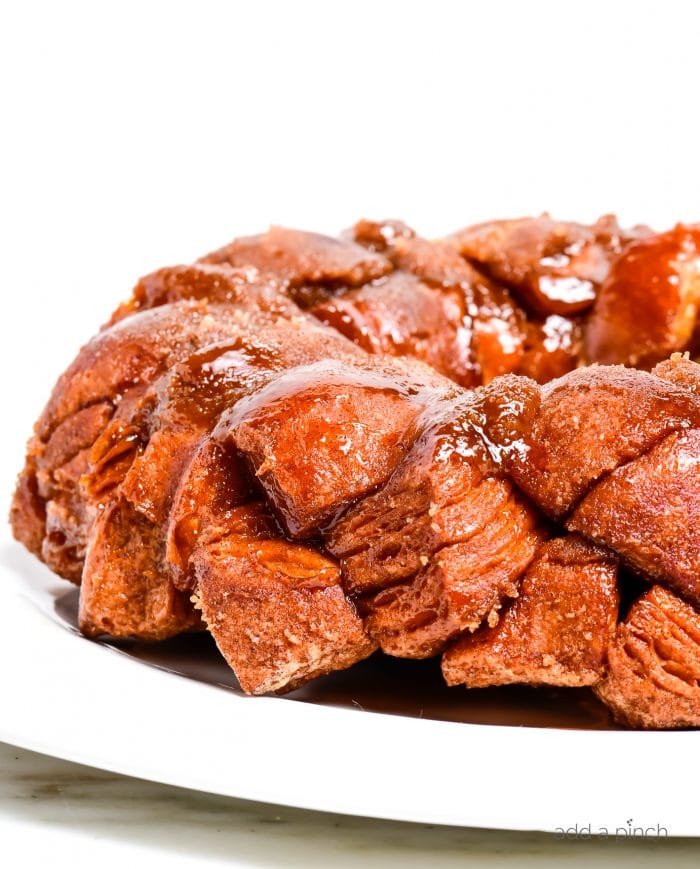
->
[{"left": 1, "top": 532, "right": 697, "bottom": 836}]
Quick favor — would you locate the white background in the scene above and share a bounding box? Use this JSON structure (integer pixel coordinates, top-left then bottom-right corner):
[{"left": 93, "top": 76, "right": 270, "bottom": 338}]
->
[
  {"left": 2, "top": 2, "right": 700, "bottom": 865},
  {"left": 2, "top": 0, "right": 700, "bottom": 495},
  {"left": 3, "top": 0, "right": 700, "bottom": 480}
]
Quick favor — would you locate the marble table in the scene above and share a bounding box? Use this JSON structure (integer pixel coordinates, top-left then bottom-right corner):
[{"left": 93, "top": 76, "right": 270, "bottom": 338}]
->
[{"left": 1, "top": 740, "right": 698, "bottom": 867}]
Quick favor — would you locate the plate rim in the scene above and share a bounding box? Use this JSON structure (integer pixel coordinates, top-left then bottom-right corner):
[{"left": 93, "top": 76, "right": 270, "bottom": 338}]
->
[{"left": 2, "top": 538, "right": 697, "bottom": 836}]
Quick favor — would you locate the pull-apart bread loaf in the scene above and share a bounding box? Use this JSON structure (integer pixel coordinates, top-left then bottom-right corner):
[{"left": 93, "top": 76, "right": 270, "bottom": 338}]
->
[{"left": 11, "top": 215, "right": 700, "bottom": 728}]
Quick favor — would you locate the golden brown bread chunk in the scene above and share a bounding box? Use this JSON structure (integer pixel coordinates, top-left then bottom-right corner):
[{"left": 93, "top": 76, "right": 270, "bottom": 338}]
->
[
  {"left": 9, "top": 457, "right": 45, "bottom": 559},
  {"left": 31, "top": 401, "right": 114, "bottom": 581},
  {"left": 233, "top": 369, "right": 421, "bottom": 537},
  {"left": 359, "top": 500, "right": 540, "bottom": 658},
  {"left": 390, "top": 233, "right": 486, "bottom": 290},
  {"left": 326, "top": 377, "right": 541, "bottom": 595},
  {"left": 109, "top": 262, "right": 295, "bottom": 325},
  {"left": 595, "top": 586, "right": 700, "bottom": 728},
  {"left": 114, "top": 321, "right": 359, "bottom": 520},
  {"left": 10, "top": 301, "right": 256, "bottom": 578},
  {"left": 328, "top": 381, "right": 543, "bottom": 658},
  {"left": 517, "top": 314, "right": 582, "bottom": 384},
  {"left": 494, "top": 361, "right": 700, "bottom": 613},
  {"left": 38, "top": 301, "right": 251, "bottom": 440},
  {"left": 170, "top": 434, "right": 378, "bottom": 694},
  {"left": 349, "top": 218, "right": 417, "bottom": 252},
  {"left": 231, "top": 357, "right": 455, "bottom": 537},
  {"left": 349, "top": 221, "right": 529, "bottom": 384},
  {"left": 200, "top": 225, "right": 391, "bottom": 307},
  {"left": 653, "top": 352, "right": 700, "bottom": 395},
  {"left": 328, "top": 452, "right": 531, "bottom": 600},
  {"left": 442, "top": 536, "right": 619, "bottom": 688},
  {"left": 159, "top": 320, "right": 358, "bottom": 571},
  {"left": 585, "top": 225, "right": 700, "bottom": 367},
  {"left": 166, "top": 438, "right": 253, "bottom": 590},
  {"left": 80, "top": 495, "right": 201, "bottom": 640},
  {"left": 351, "top": 220, "right": 588, "bottom": 384},
  {"left": 78, "top": 380, "right": 205, "bottom": 619},
  {"left": 502, "top": 365, "right": 700, "bottom": 520},
  {"left": 77, "top": 320, "right": 362, "bottom": 640},
  {"left": 391, "top": 234, "right": 531, "bottom": 384},
  {"left": 450, "top": 214, "right": 648, "bottom": 316},
  {"left": 311, "top": 272, "right": 479, "bottom": 387},
  {"left": 193, "top": 503, "right": 376, "bottom": 694},
  {"left": 568, "top": 428, "right": 700, "bottom": 608}
]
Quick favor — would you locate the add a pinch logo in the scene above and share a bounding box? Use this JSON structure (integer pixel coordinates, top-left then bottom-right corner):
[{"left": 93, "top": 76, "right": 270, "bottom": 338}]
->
[{"left": 555, "top": 819, "right": 669, "bottom": 839}]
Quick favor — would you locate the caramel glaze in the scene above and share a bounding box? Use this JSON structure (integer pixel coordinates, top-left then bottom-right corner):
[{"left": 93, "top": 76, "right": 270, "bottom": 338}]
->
[{"left": 586, "top": 224, "right": 700, "bottom": 367}]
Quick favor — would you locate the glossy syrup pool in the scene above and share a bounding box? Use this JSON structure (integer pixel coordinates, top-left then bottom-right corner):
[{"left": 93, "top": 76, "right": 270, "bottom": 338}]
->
[{"left": 54, "top": 587, "right": 619, "bottom": 730}]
